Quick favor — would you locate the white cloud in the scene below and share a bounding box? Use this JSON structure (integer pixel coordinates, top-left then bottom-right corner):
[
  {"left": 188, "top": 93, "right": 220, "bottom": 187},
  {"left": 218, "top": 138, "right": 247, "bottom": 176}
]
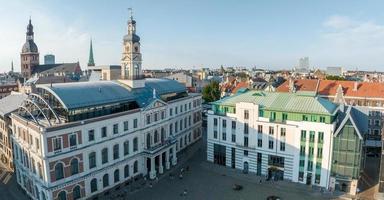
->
[{"left": 312, "top": 15, "right": 384, "bottom": 69}]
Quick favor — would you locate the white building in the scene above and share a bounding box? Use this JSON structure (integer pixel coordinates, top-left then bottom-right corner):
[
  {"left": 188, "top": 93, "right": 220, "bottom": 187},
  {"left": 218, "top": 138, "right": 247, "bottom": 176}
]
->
[
  {"left": 11, "top": 12, "right": 202, "bottom": 200},
  {"left": 207, "top": 91, "right": 367, "bottom": 194}
]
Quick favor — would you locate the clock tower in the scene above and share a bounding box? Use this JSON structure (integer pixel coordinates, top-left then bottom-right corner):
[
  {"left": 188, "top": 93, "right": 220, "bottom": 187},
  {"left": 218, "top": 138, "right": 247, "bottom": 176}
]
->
[{"left": 121, "top": 8, "right": 145, "bottom": 88}]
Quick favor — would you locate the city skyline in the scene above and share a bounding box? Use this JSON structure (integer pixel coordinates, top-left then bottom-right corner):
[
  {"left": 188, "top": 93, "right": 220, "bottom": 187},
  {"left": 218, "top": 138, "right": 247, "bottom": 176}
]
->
[{"left": 2, "top": 0, "right": 384, "bottom": 72}]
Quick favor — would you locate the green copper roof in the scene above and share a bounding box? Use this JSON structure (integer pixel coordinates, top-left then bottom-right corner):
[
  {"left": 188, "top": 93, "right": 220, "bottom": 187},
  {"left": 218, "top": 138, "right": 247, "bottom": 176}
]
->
[
  {"left": 88, "top": 39, "right": 95, "bottom": 66},
  {"left": 213, "top": 91, "right": 338, "bottom": 115}
]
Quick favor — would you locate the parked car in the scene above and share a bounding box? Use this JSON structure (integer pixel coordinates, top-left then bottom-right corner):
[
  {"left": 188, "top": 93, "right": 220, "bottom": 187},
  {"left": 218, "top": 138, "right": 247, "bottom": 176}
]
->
[{"left": 266, "top": 195, "right": 281, "bottom": 200}]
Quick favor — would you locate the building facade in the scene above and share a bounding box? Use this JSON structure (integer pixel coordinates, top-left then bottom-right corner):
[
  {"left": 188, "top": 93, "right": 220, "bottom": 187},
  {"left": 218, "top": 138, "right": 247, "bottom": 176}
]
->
[
  {"left": 11, "top": 12, "right": 202, "bottom": 200},
  {"left": 207, "top": 90, "right": 367, "bottom": 194}
]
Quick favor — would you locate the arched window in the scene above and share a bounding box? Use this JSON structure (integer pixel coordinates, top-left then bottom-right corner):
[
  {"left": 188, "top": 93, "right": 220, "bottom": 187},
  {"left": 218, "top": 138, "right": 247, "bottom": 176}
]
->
[
  {"left": 146, "top": 133, "right": 151, "bottom": 149},
  {"left": 133, "top": 160, "right": 138, "bottom": 173},
  {"left": 133, "top": 137, "right": 138, "bottom": 152},
  {"left": 103, "top": 174, "right": 109, "bottom": 188},
  {"left": 73, "top": 185, "right": 81, "bottom": 200},
  {"left": 114, "top": 169, "right": 120, "bottom": 183},
  {"left": 58, "top": 191, "right": 66, "bottom": 200},
  {"left": 124, "top": 165, "right": 129, "bottom": 178},
  {"left": 55, "top": 162, "right": 64, "bottom": 180},
  {"left": 102, "top": 148, "right": 108, "bottom": 164},
  {"left": 161, "top": 128, "right": 165, "bottom": 142},
  {"left": 70, "top": 158, "right": 79, "bottom": 175},
  {"left": 90, "top": 178, "right": 97, "bottom": 193},
  {"left": 89, "top": 152, "right": 96, "bottom": 169},
  {"left": 154, "top": 130, "right": 159, "bottom": 143},
  {"left": 113, "top": 144, "right": 119, "bottom": 160},
  {"left": 169, "top": 124, "right": 173, "bottom": 135},
  {"left": 124, "top": 141, "right": 129, "bottom": 156}
]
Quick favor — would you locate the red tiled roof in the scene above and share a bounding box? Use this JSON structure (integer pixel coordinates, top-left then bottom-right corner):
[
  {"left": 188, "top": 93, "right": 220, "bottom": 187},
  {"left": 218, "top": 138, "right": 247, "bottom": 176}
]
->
[
  {"left": 277, "top": 79, "right": 384, "bottom": 98},
  {"left": 232, "top": 81, "right": 249, "bottom": 94}
]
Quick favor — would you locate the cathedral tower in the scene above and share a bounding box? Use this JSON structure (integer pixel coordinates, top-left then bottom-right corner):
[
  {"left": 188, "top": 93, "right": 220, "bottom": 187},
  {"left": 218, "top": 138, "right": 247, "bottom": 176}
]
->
[
  {"left": 121, "top": 8, "right": 145, "bottom": 88},
  {"left": 20, "top": 18, "right": 39, "bottom": 79}
]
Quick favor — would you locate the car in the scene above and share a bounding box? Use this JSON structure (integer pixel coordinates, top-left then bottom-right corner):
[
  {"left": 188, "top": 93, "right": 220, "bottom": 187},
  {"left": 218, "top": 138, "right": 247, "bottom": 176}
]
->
[{"left": 266, "top": 195, "right": 281, "bottom": 200}]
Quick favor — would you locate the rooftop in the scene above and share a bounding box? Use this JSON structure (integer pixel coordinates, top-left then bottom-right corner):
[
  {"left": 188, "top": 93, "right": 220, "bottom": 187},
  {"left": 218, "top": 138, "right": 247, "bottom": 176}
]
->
[
  {"left": 0, "top": 92, "right": 27, "bottom": 117},
  {"left": 213, "top": 91, "right": 338, "bottom": 115}
]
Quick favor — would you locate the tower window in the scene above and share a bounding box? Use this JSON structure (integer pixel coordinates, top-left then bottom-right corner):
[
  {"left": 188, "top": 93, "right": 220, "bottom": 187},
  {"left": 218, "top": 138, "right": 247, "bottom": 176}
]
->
[{"left": 135, "top": 46, "right": 138, "bottom": 52}]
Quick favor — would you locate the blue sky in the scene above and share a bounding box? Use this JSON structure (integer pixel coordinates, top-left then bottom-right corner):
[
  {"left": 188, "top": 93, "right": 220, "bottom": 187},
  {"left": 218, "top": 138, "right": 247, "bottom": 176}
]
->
[{"left": 1, "top": 0, "right": 384, "bottom": 72}]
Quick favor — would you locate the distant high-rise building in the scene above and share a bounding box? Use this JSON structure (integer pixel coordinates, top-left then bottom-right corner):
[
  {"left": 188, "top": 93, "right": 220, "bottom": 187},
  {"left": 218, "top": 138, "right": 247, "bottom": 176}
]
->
[
  {"left": 299, "top": 57, "right": 309, "bottom": 70},
  {"left": 44, "top": 54, "right": 55, "bottom": 65},
  {"left": 87, "top": 39, "right": 95, "bottom": 67},
  {"left": 20, "top": 18, "right": 40, "bottom": 78}
]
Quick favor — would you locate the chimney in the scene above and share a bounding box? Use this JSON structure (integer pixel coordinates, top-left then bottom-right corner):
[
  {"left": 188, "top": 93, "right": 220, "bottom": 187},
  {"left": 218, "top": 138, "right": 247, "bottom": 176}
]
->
[
  {"left": 288, "top": 77, "right": 295, "bottom": 93},
  {"left": 353, "top": 81, "right": 358, "bottom": 91}
]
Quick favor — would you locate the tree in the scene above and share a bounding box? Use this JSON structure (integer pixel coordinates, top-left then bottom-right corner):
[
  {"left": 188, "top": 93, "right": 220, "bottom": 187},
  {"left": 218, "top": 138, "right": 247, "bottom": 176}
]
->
[
  {"left": 202, "top": 81, "right": 220, "bottom": 103},
  {"left": 326, "top": 75, "right": 346, "bottom": 81}
]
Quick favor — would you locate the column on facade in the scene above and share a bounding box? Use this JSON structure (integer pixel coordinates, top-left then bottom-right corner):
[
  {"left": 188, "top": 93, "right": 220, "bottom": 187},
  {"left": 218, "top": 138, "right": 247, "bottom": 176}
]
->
[
  {"left": 172, "top": 146, "right": 177, "bottom": 166},
  {"left": 149, "top": 157, "right": 156, "bottom": 179},
  {"left": 165, "top": 149, "right": 170, "bottom": 170},
  {"left": 159, "top": 153, "right": 164, "bottom": 174}
]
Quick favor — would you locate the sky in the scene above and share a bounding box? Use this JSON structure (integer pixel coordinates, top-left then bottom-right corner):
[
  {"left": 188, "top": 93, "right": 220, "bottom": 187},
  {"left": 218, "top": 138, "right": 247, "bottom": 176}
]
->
[{"left": 1, "top": 0, "right": 384, "bottom": 72}]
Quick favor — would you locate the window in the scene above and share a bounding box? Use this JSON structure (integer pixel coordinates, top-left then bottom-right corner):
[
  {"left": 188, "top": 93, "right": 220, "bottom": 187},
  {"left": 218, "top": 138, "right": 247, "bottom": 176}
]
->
[
  {"left": 268, "top": 140, "right": 274, "bottom": 149},
  {"left": 58, "top": 191, "right": 67, "bottom": 200},
  {"left": 70, "top": 158, "right": 79, "bottom": 175},
  {"left": 170, "top": 108, "right": 173, "bottom": 116},
  {"left": 311, "top": 115, "right": 317, "bottom": 122},
  {"left": 69, "top": 134, "right": 77, "bottom": 147},
  {"left": 270, "top": 112, "right": 276, "bottom": 120},
  {"left": 309, "top": 147, "right": 314, "bottom": 157},
  {"left": 269, "top": 126, "right": 274, "bottom": 135},
  {"left": 175, "top": 122, "right": 178, "bottom": 133},
  {"left": 101, "top": 127, "right": 107, "bottom": 138},
  {"left": 124, "top": 141, "right": 129, "bottom": 155},
  {"left": 298, "top": 172, "right": 304, "bottom": 181},
  {"left": 114, "top": 169, "right": 120, "bottom": 183},
  {"left": 309, "top": 131, "right": 315, "bottom": 142},
  {"left": 257, "top": 125, "right": 263, "bottom": 133},
  {"left": 319, "top": 116, "right": 326, "bottom": 123},
  {"left": 280, "top": 142, "right": 285, "bottom": 151},
  {"left": 133, "top": 119, "right": 138, "bottom": 128},
  {"left": 244, "top": 110, "right": 249, "bottom": 119},
  {"left": 244, "top": 150, "right": 248, "bottom": 156},
  {"left": 103, "top": 174, "right": 109, "bottom": 188},
  {"left": 307, "top": 161, "right": 313, "bottom": 171},
  {"left": 222, "top": 120, "right": 226, "bottom": 128},
  {"left": 55, "top": 162, "right": 64, "bottom": 180},
  {"left": 102, "top": 148, "right": 108, "bottom": 164},
  {"left": 161, "top": 111, "right": 165, "bottom": 119},
  {"left": 169, "top": 124, "right": 173, "bottom": 135},
  {"left": 35, "top": 138, "right": 39, "bottom": 150},
  {"left": 180, "top": 105, "right": 183, "bottom": 113},
  {"left": 300, "top": 130, "right": 306, "bottom": 141},
  {"left": 318, "top": 132, "right": 324, "bottom": 143},
  {"left": 189, "top": 102, "right": 191, "bottom": 110},
  {"left": 73, "top": 185, "right": 81, "bottom": 200},
  {"left": 88, "top": 130, "right": 95, "bottom": 141},
  {"left": 124, "top": 121, "right": 129, "bottom": 131},
  {"left": 154, "top": 113, "right": 158, "bottom": 122},
  {"left": 222, "top": 132, "right": 226, "bottom": 141},
  {"left": 244, "top": 136, "right": 249, "bottom": 147},
  {"left": 299, "top": 160, "right": 305, "bottom": 167},
  {"left": 53, "top": 137, "right": 62, "bottom": 151},
  {"left": 317, "top": 147, "right": 323, "bottom": 158},
  {"left": 124, "top": 165, "right": 130, "bottom": 178},
  {"left": 282, "top": 113, "right": 288, "bottom": 121},
  {"left": 315, "top": 174, "right": 321, "bottom": 184},
  {"left": 179, "top": 120, "right": 182, "bottom": 131},
  {"left": 231, "top": 134, "right": 236, "bottom": 143},
  {"left": 214, "top": 118, "right": 218, "bottom": 126},
  {"left": 90, "top": 178, "right": 97, "bottom": 193},
  {"left": 133, "top": 161, "right": 138, "bottom": 173},
  {"left": 89, "top": 152, "right": 96, "bottom": 169},
  {"left": 280, "top": 128, "right": 286, "bottom": 137},
  {"left": 232, "top": 121, "right": 236, "bottom": 129},
  {"left": 213, "top": 131, "right": 218, "bottom": 139},
  {"left": 113, "top": 144, "right": 119, "bottom": 160},
  {"left": 244, "top": 123, "right": 249, "bottom": 134},
  {"left": 302, "top": 115, "right": 308, "bottom": 121},
  {"left": 133, "top": 137, "right": 138, "bottom": 152},
  {"left": 300, "top": 146, "right": 305, "bottom": 156},
  {"left": 146, "top": 115, "right": 151, "bottom": 125},
  {"left": 175, "top": 107, "right": 178, "bottom": 114},
  {"left": 258, "top": 138, "right": 262, "bottom": 147},
  {"left": 113, "top": 124, "right": 119, "bottom": 134}
]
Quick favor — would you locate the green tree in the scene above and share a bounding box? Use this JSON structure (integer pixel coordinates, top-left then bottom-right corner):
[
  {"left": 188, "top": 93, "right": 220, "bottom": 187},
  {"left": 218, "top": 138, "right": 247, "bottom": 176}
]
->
[
  {"left": 326, "top": 75, "right": 346, "bottom": 81},
  {"left": 202, "top": 81, "right": 220, "bottom": 102}
]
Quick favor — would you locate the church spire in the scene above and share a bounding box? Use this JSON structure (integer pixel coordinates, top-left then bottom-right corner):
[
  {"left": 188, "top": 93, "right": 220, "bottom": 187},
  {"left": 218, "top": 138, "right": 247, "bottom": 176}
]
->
[
  {"left": 26, "top": 17, "right": 34, "bottom": 41},
  {"left": 87, "top": 39, "right": 95, "bottom": 67},
  {"left": 11, "top": 60, "right": 14, "bottom": 72}
]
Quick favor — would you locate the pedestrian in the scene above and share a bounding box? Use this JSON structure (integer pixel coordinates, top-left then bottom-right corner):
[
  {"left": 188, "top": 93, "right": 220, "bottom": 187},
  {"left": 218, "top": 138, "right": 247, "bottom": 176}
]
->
[
  {"left": 183, "top": 189, "right": 188, "bottom": 196},
  {"left": 179, "top": 173, "right": 183, "bottom": 179},
  {"left": 259, "top": 179, "right": 262, "bottom": 184}
]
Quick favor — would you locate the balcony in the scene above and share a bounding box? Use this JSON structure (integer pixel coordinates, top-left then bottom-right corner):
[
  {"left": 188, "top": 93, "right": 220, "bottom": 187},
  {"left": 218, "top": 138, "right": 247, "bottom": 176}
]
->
[{"left": 143, "top": 137, "right": 176, "bottom": 155}]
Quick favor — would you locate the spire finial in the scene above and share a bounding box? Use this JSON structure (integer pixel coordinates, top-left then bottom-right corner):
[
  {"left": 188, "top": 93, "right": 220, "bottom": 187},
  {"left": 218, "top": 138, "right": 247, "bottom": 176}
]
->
[
  {"left": 128, "top": 8, "right": 133, "bottom": 20},
  {"left": 88, "top": 38, "right": 95, "bottom": 67}
]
